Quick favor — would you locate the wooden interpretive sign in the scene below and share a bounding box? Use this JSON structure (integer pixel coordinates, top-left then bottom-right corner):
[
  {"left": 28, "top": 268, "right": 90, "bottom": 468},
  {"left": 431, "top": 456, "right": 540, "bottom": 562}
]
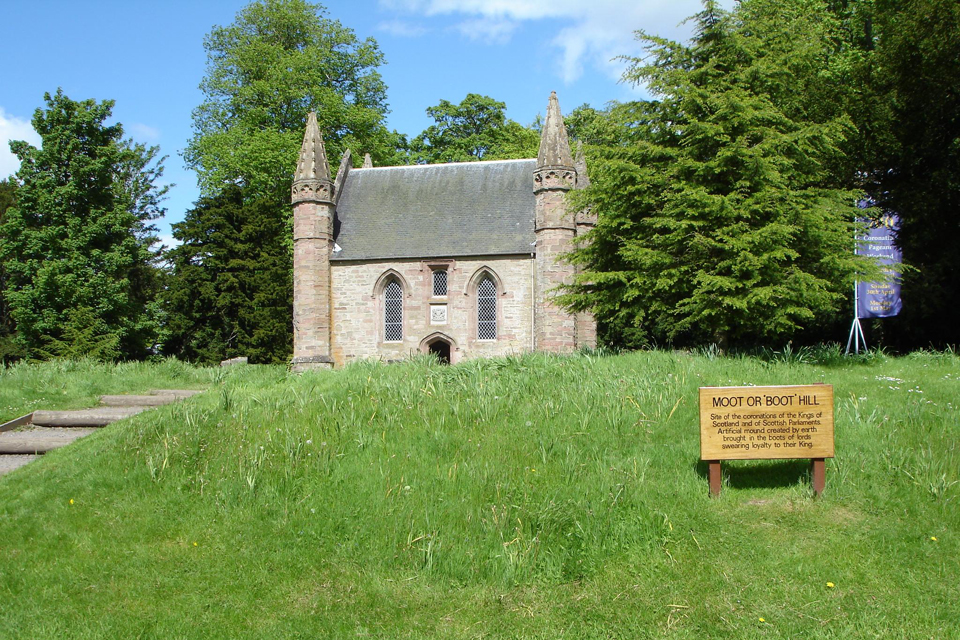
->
[
  {"left": 700, "top": 385, "right": 835, "bottom": 460},
  {"left": 699, "top": 385, "right": 835, "bottom": 496}
]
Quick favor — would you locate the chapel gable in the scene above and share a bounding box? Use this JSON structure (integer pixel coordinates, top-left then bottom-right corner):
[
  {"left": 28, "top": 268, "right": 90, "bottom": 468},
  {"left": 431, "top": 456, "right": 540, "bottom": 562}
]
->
[{"left": 290, "top": 91, "right": 595, "bottom": 370}]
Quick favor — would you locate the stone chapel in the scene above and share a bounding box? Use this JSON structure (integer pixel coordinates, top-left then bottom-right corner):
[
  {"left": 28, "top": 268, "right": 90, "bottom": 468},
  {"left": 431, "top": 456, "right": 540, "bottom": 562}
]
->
[{"left": 291, "top": 92, "right": 596, "bottom": 371}]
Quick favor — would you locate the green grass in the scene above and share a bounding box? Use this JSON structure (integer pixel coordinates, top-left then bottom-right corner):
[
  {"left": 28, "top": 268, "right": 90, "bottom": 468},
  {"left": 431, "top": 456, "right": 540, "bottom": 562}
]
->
[{"left": 0, "top": 350, "right": 957, "bottom": 638}]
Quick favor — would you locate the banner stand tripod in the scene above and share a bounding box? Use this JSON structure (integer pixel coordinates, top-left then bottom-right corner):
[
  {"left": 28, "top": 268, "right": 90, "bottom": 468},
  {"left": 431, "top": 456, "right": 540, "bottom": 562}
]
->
[{"left": 845, "top": 282, "right": 868, "bottom": 355}]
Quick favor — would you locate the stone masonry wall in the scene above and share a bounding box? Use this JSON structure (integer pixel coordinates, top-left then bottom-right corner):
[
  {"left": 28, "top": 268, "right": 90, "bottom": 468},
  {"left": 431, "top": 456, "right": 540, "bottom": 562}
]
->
[
  {"left": 575, "top": 219, "right": 598, "bottom": 350},
  {"left": 329, "top": 255, "right": 534, "bottom": 366},
  {"left": 293, "top": 200, "right": 333, "bottom": 365},
  {"left": 535, "top": 228, "right": 577, "bottom": 351},
  {"left": 534, "top": 187, "right": 578, "bottom": 352}
]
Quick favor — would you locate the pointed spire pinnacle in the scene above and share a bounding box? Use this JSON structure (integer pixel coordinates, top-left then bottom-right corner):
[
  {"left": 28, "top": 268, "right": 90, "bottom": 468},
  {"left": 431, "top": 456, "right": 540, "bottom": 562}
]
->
[
  {"left": 295, "top": 112, "right": 331, "bottom": 183},
  {"left": 537, "top": 91, "right": 574, "bottom": 169},
  {"left": 292, "top": 112, "right": 333, "bottom": 204},
  {"left": 574, "top": 141, "right": 590, "bottom": 190},
  {"left": 534, "top": 92, "right": 577, "bottom": 194},
  {"left": 362, "top": 153, "right": 373, "bottom": 169}
]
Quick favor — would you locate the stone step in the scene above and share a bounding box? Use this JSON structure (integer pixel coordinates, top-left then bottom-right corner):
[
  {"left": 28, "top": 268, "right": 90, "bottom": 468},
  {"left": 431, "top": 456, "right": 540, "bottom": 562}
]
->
[
  {"left": 31, "top": 406, "right": 147, "bottom": 427},
  {"left": 0, "top": 427, "right": 98, "bottom": 454},
  {"left": 99, "top": 394, "right": 180, "bottom": 407}
]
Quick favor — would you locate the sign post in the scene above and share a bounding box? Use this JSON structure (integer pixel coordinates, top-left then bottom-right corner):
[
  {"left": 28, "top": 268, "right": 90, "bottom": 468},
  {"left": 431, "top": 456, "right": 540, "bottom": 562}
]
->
[
  {"left": 699, "top": 385, "right": 835, "bottom": 497},
  {"left": 847, "top": 207, "right": 902, "bottom": 355},
  {"left": 846, "top": 282, "right": 868, "bottom": 355}
]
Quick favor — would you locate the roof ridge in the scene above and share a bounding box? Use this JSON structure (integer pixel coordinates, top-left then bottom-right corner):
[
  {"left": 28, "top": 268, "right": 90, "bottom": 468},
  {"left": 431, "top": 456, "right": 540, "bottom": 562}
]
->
[{"left": 354, "top": 158, "right": 536, "bottom": 171}]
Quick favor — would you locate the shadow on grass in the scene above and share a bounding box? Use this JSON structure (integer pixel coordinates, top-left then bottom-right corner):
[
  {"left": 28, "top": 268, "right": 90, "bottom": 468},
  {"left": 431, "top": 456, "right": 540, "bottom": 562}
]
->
[{"left": 694, "top": 459, "right": 812, "bottom": 490}]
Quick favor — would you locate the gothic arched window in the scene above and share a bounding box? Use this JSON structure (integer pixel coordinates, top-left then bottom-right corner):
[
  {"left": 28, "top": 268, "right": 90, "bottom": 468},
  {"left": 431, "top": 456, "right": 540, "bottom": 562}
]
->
[
  {"left": 432, "top": 268, "right": 448, "bottom": 297},
  {"left": 384, "top": 279, "right": 403, "bottom": 342},
  {"left": 477, "top": 276, "right": 497, "bottom": 340}
]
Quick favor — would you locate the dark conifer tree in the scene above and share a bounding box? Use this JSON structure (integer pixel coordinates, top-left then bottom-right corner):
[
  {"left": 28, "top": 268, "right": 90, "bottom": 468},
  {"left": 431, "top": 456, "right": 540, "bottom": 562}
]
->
[
  {"left": 872, "top": 0, "right": 960, "bottom": 348},
  {"left": 563, "top": 1, "right": 875, "bottom": 348},
  {"left": 0, "top": 178, "right": 21, "bottom": 363},
  {"left": 162, "top": 186, "right": 292, "bottom": 364}
]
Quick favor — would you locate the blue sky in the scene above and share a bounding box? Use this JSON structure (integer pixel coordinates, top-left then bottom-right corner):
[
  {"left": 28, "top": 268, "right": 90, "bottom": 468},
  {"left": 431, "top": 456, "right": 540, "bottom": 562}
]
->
[{"left": 1, "top": 0, "right": 730, "bottom": 243}]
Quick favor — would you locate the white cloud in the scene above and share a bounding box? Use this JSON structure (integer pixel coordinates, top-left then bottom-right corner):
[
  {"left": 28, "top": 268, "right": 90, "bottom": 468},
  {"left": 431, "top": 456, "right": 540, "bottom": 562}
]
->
[
  {"left": 381, "top": 0, "right": 546, "bottom": 20},
  {"left": 376, "top": 19, "right": 429, "bottom": 37},
  {"left": 0, "top": 107, "right": 40, "bottom": 179},
  {"left": 378, "top": 0, "right": 730, "bottom": 84},
  {"left": 453, "top": 17, "right": 518, "bottom": 44},
  {"left": 128, "top": 122, "right": 161, "bottom": 142},
  {"left": 157, "top": 232, "right": 182, "bottom": 251}
]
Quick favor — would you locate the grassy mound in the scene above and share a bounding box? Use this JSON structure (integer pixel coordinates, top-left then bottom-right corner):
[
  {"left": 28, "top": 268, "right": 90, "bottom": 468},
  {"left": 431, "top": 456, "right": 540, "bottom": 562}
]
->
[{"left": 0, "top": 351, "right": 957, "bottom": 638}]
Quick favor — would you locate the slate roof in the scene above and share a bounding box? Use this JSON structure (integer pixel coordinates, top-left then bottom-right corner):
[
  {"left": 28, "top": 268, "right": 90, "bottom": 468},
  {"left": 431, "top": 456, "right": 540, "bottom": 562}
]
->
[{"left": 331, "top": 159, "right": 537, "bottom": 261}]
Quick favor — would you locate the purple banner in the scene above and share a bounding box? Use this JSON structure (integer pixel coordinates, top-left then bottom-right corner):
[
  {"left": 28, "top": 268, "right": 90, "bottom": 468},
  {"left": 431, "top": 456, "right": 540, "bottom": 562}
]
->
[{"left": 856, "top": 209, "right": 902, "bottom": 319}]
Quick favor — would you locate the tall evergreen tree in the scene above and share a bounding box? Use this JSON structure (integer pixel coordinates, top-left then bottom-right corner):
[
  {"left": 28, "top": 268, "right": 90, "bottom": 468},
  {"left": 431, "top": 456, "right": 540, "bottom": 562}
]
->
[
  {"left": 0, "top": 90, "right": 166, "bottom": 360},
  {"left": 564, "top": 102, "right": 655, "bottom": 149},
  {"left": 162, "top": 186, "right": 292, "bottom": 364},
  {"left": 0, "top": 178, "right": 21, "bottom": 363},
  {"left": 564, "top": 1, "right": 875, "bottom": 348},
  {"left": 871, "top": 0, "right": 960, "bottom": 348}
]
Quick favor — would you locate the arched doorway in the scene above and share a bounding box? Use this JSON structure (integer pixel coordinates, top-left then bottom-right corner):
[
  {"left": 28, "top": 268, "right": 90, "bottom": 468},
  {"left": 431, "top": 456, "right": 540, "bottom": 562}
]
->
[
  {"left": 420, "top": 332, "right": 458, "bottom": 364},
  {"left": 427, "top": 339, "right": 451, "bottom": 364}
]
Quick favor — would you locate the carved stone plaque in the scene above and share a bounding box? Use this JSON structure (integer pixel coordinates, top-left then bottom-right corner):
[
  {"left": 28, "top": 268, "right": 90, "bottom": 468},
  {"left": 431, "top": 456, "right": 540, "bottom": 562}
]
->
[{"left": 430, "top": 305, "right": 447, "bottom": 325}]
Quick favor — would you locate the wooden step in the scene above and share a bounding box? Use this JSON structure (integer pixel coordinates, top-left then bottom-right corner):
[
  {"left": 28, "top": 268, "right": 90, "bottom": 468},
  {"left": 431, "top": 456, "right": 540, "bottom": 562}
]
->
[
  {"left": 0, "top": 427, "right": 98, "bottom": 454},
  {"left": 0, "top": 413, "right": 34, "bottom": 433},
  {"left": 150, "top": 389, "right": 204, "bottom": 398},
  {"left": 0, "top": 390, "right": 207, "bottom": 476},
  {"left": 99, "top": 394, "right": 179, "bottom": 407},
  {"left": 31, "top": 407, "right": 147, "bottom": 427}
]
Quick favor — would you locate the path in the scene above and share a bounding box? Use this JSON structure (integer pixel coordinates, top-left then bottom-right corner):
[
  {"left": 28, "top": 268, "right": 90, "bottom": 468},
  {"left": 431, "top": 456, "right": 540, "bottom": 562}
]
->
[{"left": 0, "top": 390, "right": 204, "bottom": 477}]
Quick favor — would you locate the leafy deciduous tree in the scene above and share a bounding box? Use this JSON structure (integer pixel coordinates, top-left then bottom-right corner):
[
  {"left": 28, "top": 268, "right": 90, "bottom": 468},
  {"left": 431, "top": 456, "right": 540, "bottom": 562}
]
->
[
  {"left": 410, "top": 94, "right": 539, "bottom": 164},
  {"left": 184, "top": 0, "right": 402, "bottom": 200}
]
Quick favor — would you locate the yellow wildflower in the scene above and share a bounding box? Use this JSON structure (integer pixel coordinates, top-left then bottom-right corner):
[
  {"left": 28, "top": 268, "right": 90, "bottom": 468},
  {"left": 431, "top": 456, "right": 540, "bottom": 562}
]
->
[
  {"left": 759, "top": 618, "right": 765, "bottom": 623},
  {"left": 69, "top": 499, "right": 74, "bottom": 505},
  {"left": 931, "top": 536, "right": 938, "bottom": 542},
  {"left": 826, "top": 582, "right": 835, "bottom": 588}
]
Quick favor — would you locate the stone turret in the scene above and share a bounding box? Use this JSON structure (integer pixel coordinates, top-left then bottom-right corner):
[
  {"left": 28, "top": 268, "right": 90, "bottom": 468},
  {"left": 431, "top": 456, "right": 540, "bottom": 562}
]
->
[
  {"left": 573, "top": 142, "right": 598, "bottom": 349},
  {"left": 533, "top": 92, "right": 578, "bottom": 352},
  {"left": 292, "top": 112, "right": 335, "bottom": 371}
]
